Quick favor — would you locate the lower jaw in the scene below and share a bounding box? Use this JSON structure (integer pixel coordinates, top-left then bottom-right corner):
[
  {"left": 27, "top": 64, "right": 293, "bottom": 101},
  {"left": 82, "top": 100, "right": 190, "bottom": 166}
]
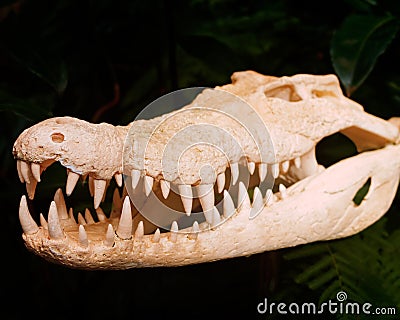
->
[{"left": 20, "top": 144, "right": 400, "bottom": 270}]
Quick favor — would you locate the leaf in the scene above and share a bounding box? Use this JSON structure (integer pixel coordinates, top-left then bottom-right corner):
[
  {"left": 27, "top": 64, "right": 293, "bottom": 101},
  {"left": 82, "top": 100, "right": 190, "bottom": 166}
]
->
[{"left": 330, "top": 14, "right": 399, "bottom": 96}]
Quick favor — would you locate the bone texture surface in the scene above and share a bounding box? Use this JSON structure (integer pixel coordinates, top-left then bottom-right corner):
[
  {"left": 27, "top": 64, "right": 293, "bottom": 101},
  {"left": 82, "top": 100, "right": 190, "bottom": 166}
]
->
[{"left": 13, "top": 70, "right": 400, "bottom": 269}]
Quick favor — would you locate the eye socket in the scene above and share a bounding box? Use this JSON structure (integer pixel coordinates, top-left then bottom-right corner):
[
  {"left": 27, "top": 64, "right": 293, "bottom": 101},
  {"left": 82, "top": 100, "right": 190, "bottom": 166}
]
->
[{"left": 51, "top": 132, "right": 65, "bottom": 143}]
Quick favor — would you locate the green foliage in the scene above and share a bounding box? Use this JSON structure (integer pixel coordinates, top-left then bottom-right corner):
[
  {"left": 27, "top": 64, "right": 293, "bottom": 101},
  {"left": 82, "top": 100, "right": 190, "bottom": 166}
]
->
[
  {"left": 331, "top": 14, "right": 399, "bottom": 96},
  {"left": 281, "top": 219, "right": 400, "bottom": 319}
]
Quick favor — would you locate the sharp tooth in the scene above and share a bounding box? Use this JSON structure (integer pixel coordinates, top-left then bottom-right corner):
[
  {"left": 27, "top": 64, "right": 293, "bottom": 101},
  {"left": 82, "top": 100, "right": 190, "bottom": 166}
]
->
[
  {"left": 17, "top": 160, "right": 24, "bottom": 183},
  {"left": 40, "top": 213, "right": 48, "bottom": 229},
  {"left": 250, "top": 187, "right": 263, "bottom": 219},
  {"left": 131, "top": 169, "right": 141, "bottom": 189},
  {"left": 300, "top": 148, "right": 319, "bottom": 176},
  {"left": 20, "top": 161, "right": 31, "bottom": 184},
  {"left": 271, "top": 163, "right": 279, "bottom": 178},
  {"left": 281, "top": 160, "right": 290, "bottom": 173},
  {"left": 223, "top": 190, "right": 235, "bottom": 218},
  {"left": 279, "top": 184, "right": 287, "bottom": 199},
  {"left": 54, "top": 188, "right": 69, "bottom": 219},
  {"left": 248, "top": 161, "right": 256, "bottom": 175},
  {"left": 79, "top": 225, "right": 89, "bottom": 248},
  {"left": 88, "top": 176, "right": 94, "bottom": 197},
  {"left": 188, "top": 221, "right": 200, "bottom": 240},
  {"left": 26, "top": 180, "right": 37, "bottom": 200},
  {"left": 69, "top": 208, "right": 77, "bottom": 224},
  {"left": 114, "top": 173, "right": 123, "bottom": 187},
  {"left": 178, "top": 184, "right": 192, "bottom": 216},
  {"left": 94, "top": 179, "right": 107, "bottom": 209},
  {"left": 169, "top": 221, "right": 178, "bottom": 242},
  {"left": 217, "top": 172, "right": 225, "bottom": 193},
  {"left": 258, "top": 163, "right": 267, "bottom": 182},
  {"left": 104, "top": 224, "right": 115, "bottom": 247},
  {"left": 85, "top": 208, "right": 95, "bottom": 224},
  {"left": 31, "top": 163, "right": 41, "bottom": 182},
  {"left": 134, "top": 221, "right": 144, "bottom": 239},
  {"left": 160, "top": 180, "right": 170, "bottom": 199},
  {"left": 116, "top": 196, "right": 132, "bottom": 239},
  {"left": 196, "top": 184, "right": 214, "bottom": 223},
  {"left": 144, "top": 176, "right": 153, "bottom": 196},
  {"left": 19, "top": 195, "right": 38, "bottom": 235},
  {"left": 77, "top": 212, "right": 86, "bottom": 225},
  {"left": 238, "top": 181, "right": 250, "bottom": 209},
  {"left": 152, "top": 228, "right": 161, "bottom": 243},
  {"left": 230, "top": 163, "right": 239, "bottom": 185},
  {"left": 211, "top": 206, "right": 221, "bottom": 228},
  {"left": 265, "top": 189, "right": 273, "bottom": 206},
  {"left": 95, "top": 207, "right": 107, "bottom": 222},
  {"left": 48, "top": 201, "right": 64, "bottom": 239},
  {"left": 66, "top": 171, "right": 80, "bottom": 196},
  {"left": 294, "top": 157, "right": 301, "bottom": 168},
  {"left": 110, "top": 188, "right": 122, "bottom": 219}
]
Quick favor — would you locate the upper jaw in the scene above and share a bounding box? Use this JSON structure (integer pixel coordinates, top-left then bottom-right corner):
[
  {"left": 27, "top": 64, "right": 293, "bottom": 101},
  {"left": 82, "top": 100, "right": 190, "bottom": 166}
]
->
[{"left": 13, "top": 71, "right": 400, "bottom": 269}]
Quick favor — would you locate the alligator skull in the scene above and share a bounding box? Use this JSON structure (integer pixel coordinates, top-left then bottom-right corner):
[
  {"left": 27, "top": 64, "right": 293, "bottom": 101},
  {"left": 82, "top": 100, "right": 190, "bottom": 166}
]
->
[{"left": 12, "top": 70, "right": 400, "bottom": 270}]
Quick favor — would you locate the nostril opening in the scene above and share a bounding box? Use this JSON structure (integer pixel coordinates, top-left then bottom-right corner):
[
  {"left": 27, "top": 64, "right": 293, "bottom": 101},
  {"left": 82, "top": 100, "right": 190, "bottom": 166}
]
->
[{"left": 51, "top": 132, "right": 64, "bottom": 143}]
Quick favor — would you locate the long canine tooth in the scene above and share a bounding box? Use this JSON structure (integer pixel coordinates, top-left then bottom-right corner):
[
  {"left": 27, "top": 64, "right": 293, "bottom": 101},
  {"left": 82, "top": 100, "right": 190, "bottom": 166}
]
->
[
  {"left": 196, "top": 184, "right": 214, "bottom": 223},
  {"left": 238, "top": 181, "right": 250, "bottom": 208},
  {"left": 79, "top": 225, "right": 89, "bottom": 248},
  {"left": 48, "top": 201, "right": 64, "bottom": 239},
  {"left": 279, "top": 184, "right": 287, "bottom": 199},
  {"left": 17, "top": 160, "right": 24, "bottom": 183},
  {"left": 188, "top": 221, "right": 200, "bottom": 240},
  {"left": 300, "top": 148, "right": 319, "bottom": 176},
  {"left": 54, "top": 188, "right": 69, "bottom": 219},
  {"left": 250, "top": 187, "right": 263, "bottom": 219},
  {"left": 160, "top": 180, "right": 170, "bottom": 199},
  {"left": 114, "top": 173, "right": 123, "bottom": 187},
  {"left": 134, "top": 221, "right": 144, "bottom": 239},
  {"left": 30, "top": 163, "right": 41, "bottom": 182},
  {"left": 223, "top": 190, "right": 235, "bottom": 218},
  {"left": 258, "top": 163, "right": 267, "bottom": 182},
  {"left": 265, "top": 189, "right": 273, "bottom": 205},
  {"left": 170, "top": 221, "right": 178, "bottom": 242},
  {"left": 144, "top": 176, "right": 154, "bottom": 196},
  {"left": 217, "top": 172, "right": 225, "bottom": 193},
  {"left": 211, "top": 206, "right": 221, "bottom": 228},
  {"left": 40, "top": 213, "right": 48, "bottom": 229},
  {"left": 69, "top": 208, "right": 77, "bottom": 224},
  {"left": 230, "top": 163, "right": 239, "bottom": 185},
  {"left": 248, "top": 161, "right": 256, "bottom": 175},
  {"left": 281, "top": 160, "right": 290, "bottom": 173},
  {"left": 26, "top": 180, "right": 37, "bottom": 200},
  {"left": 19, "top": 195, "right": 38, "bottom": 234},
  {"left": 95, "top": 207, "right": 107, "bottom": 222},
  {"left": 77, "top": 212, "right": 86, "bottom": 225},
  {"left": 294, "top": 157, "right": 301, "bottom": 168},
  {"left": 85, "top": 208, "right": 95, "bottom": 224},
  {"left": 152, "top": 228, "right": 161, "bottom": 243},
  {"left": 116, "top": 196, "right": 132, "bottom": 239},
  {"left": 131, "top": 169, "right": 140, "bottom": 189},
  {"left": 104, "top": 224, "right": 115, "bottom": 247},
  {"left": 66, "top": 171, "right": 80, "bottom": 196},
  {"left": 271, "top": 163, "right": 279, "bottom": 178},
  {"left": 20, "top": 161, "right": 31, "bottom": 184},
  {"left": 94, "top": 179, "right": 107, "bottom": 209},
  {"left": 178, "top": 184, "right": 192, "bottom": 216}
]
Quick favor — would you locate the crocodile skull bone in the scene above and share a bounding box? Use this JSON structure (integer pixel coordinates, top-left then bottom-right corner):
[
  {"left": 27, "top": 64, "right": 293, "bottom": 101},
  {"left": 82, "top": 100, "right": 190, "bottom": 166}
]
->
[{"left": 12, "top": 71, "right": 400, "bottom": 269}]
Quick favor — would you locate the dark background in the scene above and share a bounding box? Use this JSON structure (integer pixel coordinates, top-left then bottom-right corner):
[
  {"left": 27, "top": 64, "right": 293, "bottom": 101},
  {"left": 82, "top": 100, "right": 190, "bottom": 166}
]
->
[{"left": 1, "top": 0, "right": 400, "bottom": 319}]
